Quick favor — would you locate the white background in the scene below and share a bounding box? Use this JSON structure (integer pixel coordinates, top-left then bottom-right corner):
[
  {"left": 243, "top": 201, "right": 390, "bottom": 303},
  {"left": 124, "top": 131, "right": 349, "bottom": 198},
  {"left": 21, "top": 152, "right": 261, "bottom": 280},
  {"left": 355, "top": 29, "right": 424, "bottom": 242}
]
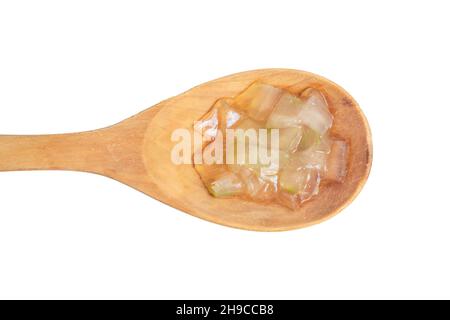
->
[{"left": 0, "top": 0, "right": 449, "bottom": 300}]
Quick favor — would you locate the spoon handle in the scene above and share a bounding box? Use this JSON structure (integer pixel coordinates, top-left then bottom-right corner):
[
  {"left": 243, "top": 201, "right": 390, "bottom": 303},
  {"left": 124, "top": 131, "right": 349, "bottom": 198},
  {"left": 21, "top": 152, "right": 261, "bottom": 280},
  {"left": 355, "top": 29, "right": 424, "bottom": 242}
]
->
[
  {"left": 0, "top": 131, "right": 111, "bottom": 173},
  {"left": 0, "top": 125, "right": 146, "bottom": 177}
]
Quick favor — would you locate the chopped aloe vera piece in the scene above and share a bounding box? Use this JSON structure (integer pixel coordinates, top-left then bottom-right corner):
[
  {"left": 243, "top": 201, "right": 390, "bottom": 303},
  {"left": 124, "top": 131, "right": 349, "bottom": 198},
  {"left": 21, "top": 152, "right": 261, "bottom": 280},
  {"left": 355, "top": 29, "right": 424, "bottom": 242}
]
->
[
  {"left": 277, "top": 150, "right": 291, "bottom": 169},
  {"left": 277, "top": 171, "right": 319, "bottom": 209},
  {"left": 266, "top": 92, "right": 304, "bottom": 128},
  {"left": 279, "top": 167, "right": 320, "bottom": 199},
  {"left": 231, "top": 121, "right": 266, "bottom": 166},
  {"left": 227, "top": 132, "right": 254, "bottom": 169},
  {"left": 231, "top": 118, "right": 262, "bottom": 156},
  {"left": 194, "top": 107, "right": 218, "bottom": 141},
  {"left": 229, "top": 145, "right": 279, "bottom": 171},
  {"left": 279, "top": 127, "right": 303, "bottom": 153},
  {"left": 207, "top": 172, "right": 244, "bottom": 197},
  {"left": 297, "top": 136, "right": 331, "bottom": 170},
  {"left": 237, "top": 167, "right": 275, "bottom": 200},
  {"left": 196, "top": 162, "right": 243, "bottom": 197},
  {"left": 299, "top": 150, "right": 327, "bottom": 170},
  {"left": 301, "top": 88, "right": 328, "bottom": 107},
  {"left": 251, "top": 182, "right": 276, "bottom": 201},
  {"left": 234, "top": 82, "right": 283, "bottom": 121},
  {"left": 194, "top": 145, "right": 226, "bottom": 178},
  {"left": 324, "top": 140, "right": 348, "bottom": 182},
  {"left": 298, "top": 89, "right": 333, "bottom": 135},
  {"left": 298, "top": 126, "right": 320, "bottom": 150},
  {"left": 228, "top": 144, "right": 286, "bottom": 188},
  {"left": 312, "top": 135, "right": 331, "bottom": 153},
  {"left": 279, "top": 169, "right": 301, "bottom": 194},
  {"left": 217, "top": 98, "right": 242, "bottom": 130},
  {"left": 258, "top": 167, "right": 278, "bottom": 191},
  {"left": 195, "top": 99, "right": 242, "bottom": 143},
  {"left": 297, "top": 105, "right": 332, "bottom": 136}
]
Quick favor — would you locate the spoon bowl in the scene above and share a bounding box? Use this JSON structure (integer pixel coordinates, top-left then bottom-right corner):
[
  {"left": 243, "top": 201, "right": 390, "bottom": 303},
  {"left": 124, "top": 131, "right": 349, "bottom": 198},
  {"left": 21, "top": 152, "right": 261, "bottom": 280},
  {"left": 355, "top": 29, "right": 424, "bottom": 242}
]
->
[{"left": 0, "top": 69, "right": 372, "bottom": 231}]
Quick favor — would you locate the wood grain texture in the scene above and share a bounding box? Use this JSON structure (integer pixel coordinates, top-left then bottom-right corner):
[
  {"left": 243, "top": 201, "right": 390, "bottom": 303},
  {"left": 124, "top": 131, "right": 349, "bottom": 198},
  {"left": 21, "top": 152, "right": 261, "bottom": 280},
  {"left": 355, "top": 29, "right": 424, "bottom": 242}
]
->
[{"left": 0, "top": 69, "right": 372, "bottom": 231}]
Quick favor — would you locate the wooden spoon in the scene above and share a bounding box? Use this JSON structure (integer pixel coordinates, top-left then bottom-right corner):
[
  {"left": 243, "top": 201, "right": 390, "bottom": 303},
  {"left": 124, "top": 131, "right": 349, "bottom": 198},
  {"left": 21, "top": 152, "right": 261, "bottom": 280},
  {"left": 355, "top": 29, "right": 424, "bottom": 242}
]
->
[{"left": 0, "top": 69, "right": 372, "bottom": 231}]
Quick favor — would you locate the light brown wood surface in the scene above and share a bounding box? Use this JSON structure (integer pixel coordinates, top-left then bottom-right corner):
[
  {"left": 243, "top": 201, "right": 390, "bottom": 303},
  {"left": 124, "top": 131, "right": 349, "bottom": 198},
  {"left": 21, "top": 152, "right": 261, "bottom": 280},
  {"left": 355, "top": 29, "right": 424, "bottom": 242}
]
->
[{"left": 0, "top": 69, "right": 372, "bottom": 231}]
